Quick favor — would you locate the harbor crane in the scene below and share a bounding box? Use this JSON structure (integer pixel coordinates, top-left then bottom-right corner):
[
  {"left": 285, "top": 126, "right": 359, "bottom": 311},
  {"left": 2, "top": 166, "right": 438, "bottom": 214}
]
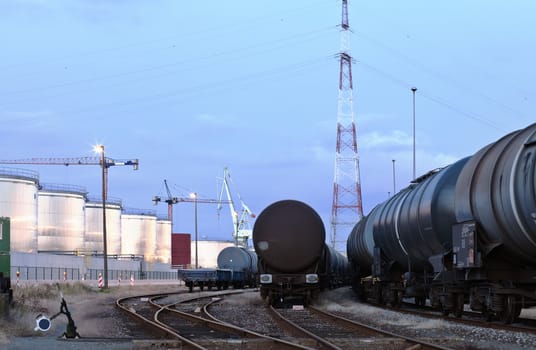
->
[
  {"left": 152, "top": 179, "right": 231, "bottom": 230},
  {"left": 217, "top": 166, "right": 255, "bottom": 248},
  {"left": 152, "top": 180, "right": 231, "bottom": 269}
]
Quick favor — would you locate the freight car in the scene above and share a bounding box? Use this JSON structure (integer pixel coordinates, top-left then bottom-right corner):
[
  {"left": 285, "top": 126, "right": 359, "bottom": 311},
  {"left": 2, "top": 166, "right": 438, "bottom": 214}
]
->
[
  {"left": 217, "top": 246, "right": 258, "bottom": 288},
  {"left": 178, "top": 268, "right": 229, "bottom": 292},
  {"left": 0, "top": 217, "right": 12, "bottom": 315},
  {"left": 347, "top": 123, "right": 536, "bottom": 323},
  {"left": 253, "top": 200, "right": 349, "bottom": 306},
  {"left": 179, "top": 246, "right": 258, "bottom": 292}
]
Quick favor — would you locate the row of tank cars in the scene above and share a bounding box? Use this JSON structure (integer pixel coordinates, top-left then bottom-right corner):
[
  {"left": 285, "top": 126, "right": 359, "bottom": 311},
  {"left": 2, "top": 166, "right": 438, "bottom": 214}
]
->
[
  {"left": 178, "top": 123, "right": 536, "bottom": 322},
  {"left": 347, "top": 122, "right": 536, "bottom": 323}
]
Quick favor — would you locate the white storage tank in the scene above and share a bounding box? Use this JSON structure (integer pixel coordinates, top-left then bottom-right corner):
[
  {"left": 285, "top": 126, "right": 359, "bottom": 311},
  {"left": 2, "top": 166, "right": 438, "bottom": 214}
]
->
[
  {"left": 37, "top": 183, "right": 86, "bottom": 252},
  {"left": 121, "top": 208, "right": 157, "bottom": 262},
  {"left": 190, "top": 240, "right": 234, "bottom": 268},
  {"left": 0, "top": 168, "right": 39, "bottom": 253},
  {"left": 85, "top": 196, "right": 122, "bottom": 254},
  {"left": 155, "top": 218, "right": 171, "bottom": 264}
]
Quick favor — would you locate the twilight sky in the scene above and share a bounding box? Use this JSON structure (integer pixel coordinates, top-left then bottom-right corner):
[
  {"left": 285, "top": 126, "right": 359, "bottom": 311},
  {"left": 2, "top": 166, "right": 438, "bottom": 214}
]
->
[{"left": 1, "top": 1, "right": 534, "bottom": 245}]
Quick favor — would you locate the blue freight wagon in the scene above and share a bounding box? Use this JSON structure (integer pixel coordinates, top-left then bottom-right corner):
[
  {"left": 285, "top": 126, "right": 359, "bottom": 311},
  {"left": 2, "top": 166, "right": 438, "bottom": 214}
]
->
[{"left": 178, "top": 268, "right": 232, "bottom": 292}]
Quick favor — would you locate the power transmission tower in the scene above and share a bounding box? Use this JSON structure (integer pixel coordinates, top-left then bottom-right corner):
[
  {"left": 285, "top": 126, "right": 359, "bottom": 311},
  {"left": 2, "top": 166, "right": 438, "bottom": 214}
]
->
[{"left": 330, "top": 0, "right": 363, "bottom": 252}]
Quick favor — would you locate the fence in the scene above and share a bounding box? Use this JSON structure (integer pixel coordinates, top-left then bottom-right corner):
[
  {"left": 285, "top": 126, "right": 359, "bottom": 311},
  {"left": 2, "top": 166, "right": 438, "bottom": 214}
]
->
[{"left": 11, "top": 266, "right": 178, "bottom": 282}]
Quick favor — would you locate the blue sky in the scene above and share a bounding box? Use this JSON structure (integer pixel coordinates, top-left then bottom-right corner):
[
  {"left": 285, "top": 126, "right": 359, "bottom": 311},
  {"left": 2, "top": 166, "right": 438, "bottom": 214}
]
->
[{"left": 1, "top": 1, "right": 534, "bottom": 244}]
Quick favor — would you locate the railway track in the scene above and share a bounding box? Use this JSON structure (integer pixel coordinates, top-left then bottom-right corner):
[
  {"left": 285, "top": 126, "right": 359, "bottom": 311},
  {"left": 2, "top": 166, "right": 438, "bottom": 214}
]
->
[
  {"left": 204, "top": 292, "right": 455, "bottom": 349},
  {"left": 268, "top": 305, "right": 453, "bottom": 350},
  {"left": 117, "top": 288, "right": 536, "bottom": 349},
  {"left": 116, "top": 289, "right": 313, "bottom": 349},
  {"left": 394, "top": 300, "right": 536, "bottom": 335}
]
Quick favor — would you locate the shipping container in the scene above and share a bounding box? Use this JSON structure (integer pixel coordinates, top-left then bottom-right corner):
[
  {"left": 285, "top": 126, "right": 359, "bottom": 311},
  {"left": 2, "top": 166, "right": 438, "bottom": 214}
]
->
[{"left": 171, "top": 233, "right": 191, "bottom": 268}]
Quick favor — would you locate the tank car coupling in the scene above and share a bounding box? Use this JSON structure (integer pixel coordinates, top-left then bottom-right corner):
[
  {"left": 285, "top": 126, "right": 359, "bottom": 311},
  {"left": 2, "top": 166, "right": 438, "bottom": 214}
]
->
[{"left": 305, "top": 274, "right": 319, "bottom": 284}]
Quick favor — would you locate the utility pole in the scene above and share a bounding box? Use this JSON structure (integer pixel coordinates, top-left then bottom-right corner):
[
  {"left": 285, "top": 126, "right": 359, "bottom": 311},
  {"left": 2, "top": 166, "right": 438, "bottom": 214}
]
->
[
  {"left": 330, "top": 0, "right": 363, "bottom": 252},
  {"left": 392, "top": 159, "right": 396, "bottom": 194},
  {"left": 412, "top": 86, "right": 417, "bottom": 180}
]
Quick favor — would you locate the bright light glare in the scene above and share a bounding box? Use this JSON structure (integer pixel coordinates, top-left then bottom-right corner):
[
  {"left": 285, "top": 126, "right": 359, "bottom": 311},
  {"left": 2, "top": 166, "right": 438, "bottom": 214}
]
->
[
  {"left": 189, "top": 192, "right": 197, "bottom": 199},
  {"left": 93, "top": 144, "right": 104, "bottom": 154}
]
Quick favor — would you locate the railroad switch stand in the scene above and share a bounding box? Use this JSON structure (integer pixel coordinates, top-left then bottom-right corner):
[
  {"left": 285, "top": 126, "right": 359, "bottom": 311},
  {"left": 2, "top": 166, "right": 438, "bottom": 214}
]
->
[{"left": 50, "top": 296, "right": 80, "bottom": 339}]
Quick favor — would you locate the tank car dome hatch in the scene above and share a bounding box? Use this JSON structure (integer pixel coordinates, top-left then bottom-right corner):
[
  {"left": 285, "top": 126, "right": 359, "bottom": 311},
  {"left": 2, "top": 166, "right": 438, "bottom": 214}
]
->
[{"left": 253, "top": 199, "right": 325, "bottom": 273}]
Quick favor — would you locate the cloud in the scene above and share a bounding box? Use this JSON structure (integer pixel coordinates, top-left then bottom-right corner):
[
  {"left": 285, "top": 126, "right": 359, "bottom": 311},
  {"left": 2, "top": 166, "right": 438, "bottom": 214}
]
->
[{"left": 361, "top": 129, "right": 412, "bottom": 150}]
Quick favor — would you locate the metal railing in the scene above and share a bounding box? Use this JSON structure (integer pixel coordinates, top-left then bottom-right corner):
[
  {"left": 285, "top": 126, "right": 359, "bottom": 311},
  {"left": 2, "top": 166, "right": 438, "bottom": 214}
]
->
[{"left": 11, "top": 266, "right": 178, "bottom": 282}]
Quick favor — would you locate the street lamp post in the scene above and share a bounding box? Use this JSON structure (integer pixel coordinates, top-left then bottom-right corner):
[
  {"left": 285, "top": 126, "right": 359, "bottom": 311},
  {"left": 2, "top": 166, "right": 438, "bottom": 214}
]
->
[
  {"left": 95, "top": 145, "right": 109, "bottom": 289},
  {"left": 392, "top": 159, "right": 396, "bottom": 194},
  {"left": 411, "top": 87, "right": 417, "bottom": 180},
  {"left": 190, "top": 192, "right": 198, "bottom": 269}
]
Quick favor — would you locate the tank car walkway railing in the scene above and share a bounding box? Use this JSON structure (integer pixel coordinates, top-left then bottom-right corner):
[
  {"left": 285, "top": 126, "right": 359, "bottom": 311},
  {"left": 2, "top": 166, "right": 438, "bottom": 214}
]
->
[{"left": 10, "top": 266, "right": 178, "bottom": 283}]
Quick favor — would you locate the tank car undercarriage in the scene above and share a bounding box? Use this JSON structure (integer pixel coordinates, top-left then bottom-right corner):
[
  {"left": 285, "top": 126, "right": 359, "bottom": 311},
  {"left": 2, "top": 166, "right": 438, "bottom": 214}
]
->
[
  {"left": 355, "top": 256, "right": 536, "bottom": 324},
  {"left": 259, "top": 273, "right": 322, "bottom": 307}
]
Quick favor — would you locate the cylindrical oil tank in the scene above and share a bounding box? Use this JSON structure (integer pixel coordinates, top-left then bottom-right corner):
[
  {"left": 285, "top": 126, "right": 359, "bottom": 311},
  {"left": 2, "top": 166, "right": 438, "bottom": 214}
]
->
[
  {"left": 0, "top": 168, "right": 38, "bottom": 253},
  {"left": 121, "top": 208, "right": 157, "bottom": 262},
  {"left": 217, "top": 246, "right": 258, "bottom": 273},
  {"left": 155, "top": 218, "right": 171, "bottom": 264},
  {"left": 253, "top": 200, "right": 325, "bottom": 273},
  {"left": 455, "top": 123, "right": 536, "bottom": 265},
  {"left": 347, "top": 157, "right": 468, "bottom": 274},
  {"left": 85, "top": 197, "right": 122, "bottom": 254},
  {"left": 37, "top": 183, "right": 86, "bottom": 252}
]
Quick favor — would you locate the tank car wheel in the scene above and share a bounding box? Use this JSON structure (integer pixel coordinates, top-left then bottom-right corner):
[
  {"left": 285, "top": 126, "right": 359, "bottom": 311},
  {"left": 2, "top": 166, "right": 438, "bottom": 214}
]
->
[
  {"left": 454, "top": 293, "right": 464, "bottom": 318},
  {"left": 482, "top": 307, "right": 494, "bottom": 322},
  {"left": 439, "top": 296, "right": 449, "bottom": 316},
  {"left": 441, "top": 305, "right": 450, "bottom": 316},
  {"left": 415, "top": 297, "right": 426, "bottom": 307},
  {"left": 304, "top": 292, "right": 311, "bottom": 306},
  {"left": 260, "top": 288, "right": 268, "bottom": 300},
  {"left": 500, "top": 295, "right": 517, "bottom": 324},
  {"left": 266, "top": 294, "right": 274, "bottom": 306}
]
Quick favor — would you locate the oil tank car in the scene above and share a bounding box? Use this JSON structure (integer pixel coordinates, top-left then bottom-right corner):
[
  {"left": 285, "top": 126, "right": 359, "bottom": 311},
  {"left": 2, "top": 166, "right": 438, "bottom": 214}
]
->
[{"left": 253, "top": 199, "right": 349, "bottom": 305}]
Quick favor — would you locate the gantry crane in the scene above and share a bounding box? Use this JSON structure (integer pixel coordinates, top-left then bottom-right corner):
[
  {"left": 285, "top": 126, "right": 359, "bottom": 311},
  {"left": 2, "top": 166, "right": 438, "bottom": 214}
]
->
[
  {"left": 217, "top": 166, "right": 255, "bottom": 248},
  {"left": 0, "top": 156, "right": 139, "bottom": 194}
]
